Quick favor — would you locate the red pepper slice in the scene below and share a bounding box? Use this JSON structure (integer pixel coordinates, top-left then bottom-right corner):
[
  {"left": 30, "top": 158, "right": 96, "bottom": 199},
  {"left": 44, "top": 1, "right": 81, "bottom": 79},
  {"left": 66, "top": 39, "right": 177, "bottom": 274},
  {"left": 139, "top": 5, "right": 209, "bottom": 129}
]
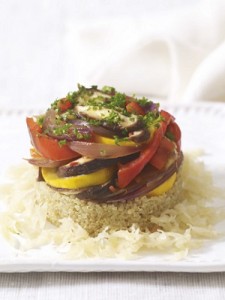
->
[
  {"left": 26, "top": 117, "right": 79, "bottom": 161},
  {"left": 57, "top": 99, "right": 73, "bottom": 112},
  {"left": 167, "top": 122, "right": 181, "bottom": 141},
  {"left": 160, "top": 110, "right": 175, "bottom": 134},
  {"left": 118, "top": 126, "right": 163, "bottom": 188},
  {"left": 126, "top": 101, "right": 145, "bottom": 115},
  {"left": 149, "top": 137, "right": 175, "bottom": 170},
  {"left": 117, "top": 110, "right": 176, "bottom": 188}
]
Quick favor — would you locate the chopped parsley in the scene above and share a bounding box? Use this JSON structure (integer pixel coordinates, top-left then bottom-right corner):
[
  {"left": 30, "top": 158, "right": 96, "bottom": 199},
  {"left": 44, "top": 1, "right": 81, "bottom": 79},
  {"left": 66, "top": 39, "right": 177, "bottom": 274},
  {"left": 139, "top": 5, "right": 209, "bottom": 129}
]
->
[
  {"left": 88, "top": 119, "right": 102, "bottom": 126},
  {"left": 86, "top": 96, "right": 105, "bottom": 110},
  {"left": 36, "top": 115, "right": 44, "bottom": 127},
  {"left": 103, "top": 111, "right": 122, "bottom": 125},
  {"left": 109, "top": 93, "right": 126, "bottom": 109},
  {"left": 51, "top": 99, "right": 60, "bottom": 110},
  {"left": 136, "top": 97, "right": 149, "bottom": 106},
  {"left": 53, "top": 123, "right": 72, "bottom": 136},
  {"left": 60, "top": 109, "right": 76, "bottom": 121},
  {"left": 165, "top": 131, "right": 175, "bottom": 141},
  {"left": 73, "top": 128, "right": 91, "bottom": 140},
  {"left": 66, "top": 92, "right": 78, "bottom": 105},
  {"left": 102, "top": 86, "right": 116, "bottom": 94},
  {"left": 100, "top": 149, "right": 107, "bottom": 156},
  {"left": 113, "top": 135, "right": 130, "bottom": 145},
  {"left": 58, "top": 139, "right": 67, "bottom": 147},
  {"left": 44, "top": 85, "right": 162, "bottom": 144},
  {"left": 142, "top": 112, "right": 163, "bottom": 127}
]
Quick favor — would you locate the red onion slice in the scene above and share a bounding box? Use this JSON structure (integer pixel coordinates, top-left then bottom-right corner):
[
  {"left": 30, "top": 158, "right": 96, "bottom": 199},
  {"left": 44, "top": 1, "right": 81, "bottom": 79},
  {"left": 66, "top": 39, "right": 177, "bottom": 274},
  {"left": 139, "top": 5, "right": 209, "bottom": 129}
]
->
[
  {"left": 25, "top": 157, "right": 72, "bottom": 168},
  {"left": 69, "top": 141, "right": 143, "bottom": 159},
  {"left": 89, "top": 125, "right": 116, "bottom": 138},
  {"left": 42, "top": 109, "right": 94, "bottom": 141}
]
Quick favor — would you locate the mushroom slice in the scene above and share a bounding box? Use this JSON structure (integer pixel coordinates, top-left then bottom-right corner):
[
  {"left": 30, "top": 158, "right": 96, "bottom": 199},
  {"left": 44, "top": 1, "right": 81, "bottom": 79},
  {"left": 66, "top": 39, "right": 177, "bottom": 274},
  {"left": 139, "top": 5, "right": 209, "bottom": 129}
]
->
[
  {"left": 129, "top": 128, "right": 150, "bottom": 144},
  {"left": 75, "top": 105, "right": 142, "bottom": 132}
]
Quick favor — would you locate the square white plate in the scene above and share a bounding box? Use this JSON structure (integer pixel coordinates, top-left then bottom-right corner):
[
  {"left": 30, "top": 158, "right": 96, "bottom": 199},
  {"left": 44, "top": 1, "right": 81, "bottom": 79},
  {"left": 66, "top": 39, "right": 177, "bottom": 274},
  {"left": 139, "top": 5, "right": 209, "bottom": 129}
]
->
[{"left": 0, "top": 102, "right": 225, "bottom": 273}]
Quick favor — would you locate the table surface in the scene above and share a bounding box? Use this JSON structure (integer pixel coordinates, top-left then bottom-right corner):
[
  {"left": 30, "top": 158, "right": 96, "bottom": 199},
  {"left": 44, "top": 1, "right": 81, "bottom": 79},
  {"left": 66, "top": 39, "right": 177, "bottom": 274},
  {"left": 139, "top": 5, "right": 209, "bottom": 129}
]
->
[{"left": 0, "top": 272, "right": 225, "bottom": 300}]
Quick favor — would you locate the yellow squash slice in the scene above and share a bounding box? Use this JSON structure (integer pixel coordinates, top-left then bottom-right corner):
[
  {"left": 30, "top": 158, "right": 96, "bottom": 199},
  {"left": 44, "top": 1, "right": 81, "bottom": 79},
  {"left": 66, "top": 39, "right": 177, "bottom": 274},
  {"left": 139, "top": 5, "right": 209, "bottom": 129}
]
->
[
  {"left": 42, "top": 166, "right": 115, "bottom": 189},
  {"left": 149, "top": 172, "right": 177, "bottom": 196}
]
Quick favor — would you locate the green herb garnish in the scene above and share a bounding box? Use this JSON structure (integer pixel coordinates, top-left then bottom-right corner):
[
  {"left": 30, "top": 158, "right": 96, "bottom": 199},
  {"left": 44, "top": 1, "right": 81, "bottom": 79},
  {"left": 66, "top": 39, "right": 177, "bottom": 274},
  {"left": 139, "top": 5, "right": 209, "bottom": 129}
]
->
[
  {"left": 53, "top": 123, "right": 72, "bottom": 136},
  {"left": 58, "top": 139, "right": 67, "bottom": 147},
  {"left": 142, "top": 112, "right": 163, "bottom": 127},
  {"left": 36, "top": 115, "right": 45, "bottom": 126},
  {"left": 113, "top": 135, "right": 130, "bottom": 145},
  {"left": 136, "top": 97, "right": 149, "bottom": 106},
  {"left": 103, "top": 111, "right": 122, "bottom": 125},
  {"left": 109, "top": 93, "right": 126, "bottom": 109},
  {"left": 165, "top": 131, "right": 175, "bottom": 141},
  {"left": 102, "top": 86, "right": 116, "bottom": 94},
  {"left": 73, "top": 128, "right": 91, "bottom": 140}
]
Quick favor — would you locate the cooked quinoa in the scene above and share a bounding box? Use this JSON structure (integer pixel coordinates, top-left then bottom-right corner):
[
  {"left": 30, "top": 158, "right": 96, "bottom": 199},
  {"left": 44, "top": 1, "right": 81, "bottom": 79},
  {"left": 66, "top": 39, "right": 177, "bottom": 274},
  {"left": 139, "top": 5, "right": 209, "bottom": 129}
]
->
[{"left": 35, "top": 171, "right": 183, "bottom": 235}]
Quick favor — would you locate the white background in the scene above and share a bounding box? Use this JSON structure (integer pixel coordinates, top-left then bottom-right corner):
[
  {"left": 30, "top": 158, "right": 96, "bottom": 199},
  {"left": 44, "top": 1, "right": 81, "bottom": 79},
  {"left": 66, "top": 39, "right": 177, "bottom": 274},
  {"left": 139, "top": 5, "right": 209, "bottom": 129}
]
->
[{"left": 0, "top": 0, "right": 198, "bottom": 110}]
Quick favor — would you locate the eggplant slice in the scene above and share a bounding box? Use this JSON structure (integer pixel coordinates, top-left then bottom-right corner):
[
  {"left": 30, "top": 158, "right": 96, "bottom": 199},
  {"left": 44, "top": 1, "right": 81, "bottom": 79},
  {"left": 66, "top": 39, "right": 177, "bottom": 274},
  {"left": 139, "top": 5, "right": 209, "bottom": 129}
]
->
[
  {"left": 57, "top": 157, "right": 118, "bottom": 177},
  {"left": 54, "top": 152, "right": 183, "bottom": 203},
  {"left": 57, "top": 153, "right": 139, "bottom": 177}
]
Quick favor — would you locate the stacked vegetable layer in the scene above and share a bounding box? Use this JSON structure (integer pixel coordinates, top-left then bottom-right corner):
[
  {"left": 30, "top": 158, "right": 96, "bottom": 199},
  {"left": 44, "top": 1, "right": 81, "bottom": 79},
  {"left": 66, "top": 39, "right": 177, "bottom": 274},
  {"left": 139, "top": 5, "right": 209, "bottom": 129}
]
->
[{"left": 26, "top": 85, "right": 183, "bottom": 202}]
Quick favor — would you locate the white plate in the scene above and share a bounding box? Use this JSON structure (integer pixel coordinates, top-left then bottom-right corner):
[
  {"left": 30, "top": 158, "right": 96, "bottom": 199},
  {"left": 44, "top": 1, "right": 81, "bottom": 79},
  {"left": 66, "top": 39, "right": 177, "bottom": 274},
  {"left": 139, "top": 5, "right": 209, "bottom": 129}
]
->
[{"left": 0, "top": 102, "right": 225, "bottom": 273}]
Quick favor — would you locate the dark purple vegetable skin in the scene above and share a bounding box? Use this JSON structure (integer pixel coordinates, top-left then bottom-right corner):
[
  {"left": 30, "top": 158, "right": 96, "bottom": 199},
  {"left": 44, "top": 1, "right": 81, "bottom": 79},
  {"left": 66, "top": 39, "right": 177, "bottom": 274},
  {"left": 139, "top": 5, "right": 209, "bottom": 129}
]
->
[
  {"left": 57, "top": 153, "right": 139, "bottom": 177},
  {"left": 53, "top": 152, "right": 183, "bottom": 203},
  {"left": 57, "top": 158, "right": 117, "bottom": 177},
  {"left": 103, "top": 152, "right": 183, "bottom": 203},
  {"left": 25, "top": 157, "right": 72, "bottom": 168},
  {"left": 42, "top": 109, "right": 92, "bottom": 141}
]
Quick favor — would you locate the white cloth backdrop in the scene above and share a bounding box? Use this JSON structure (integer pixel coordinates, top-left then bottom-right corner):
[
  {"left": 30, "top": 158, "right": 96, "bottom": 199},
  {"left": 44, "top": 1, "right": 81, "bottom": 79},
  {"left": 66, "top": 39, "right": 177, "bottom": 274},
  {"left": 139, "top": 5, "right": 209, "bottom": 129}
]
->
[
  {"left": 66, "top": 0, "right": 225, "bottom": 103},
  {"left": 0, "top": 0, "right": 225, "bottom": 110}
]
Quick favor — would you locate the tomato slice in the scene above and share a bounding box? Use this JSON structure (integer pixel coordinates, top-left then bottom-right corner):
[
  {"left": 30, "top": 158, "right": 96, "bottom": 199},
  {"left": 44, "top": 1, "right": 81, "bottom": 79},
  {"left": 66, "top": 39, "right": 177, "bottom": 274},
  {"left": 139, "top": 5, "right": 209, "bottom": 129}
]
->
[
  {"left": 125, "top": 95, "right": 136, "bottom": 104},
  {"left": 117, "top": 126, "right": 163, "bottom": 188},
  {"left": 26, "top": 117, "right": 79, "bottom": 161},
  {"left": 126, "top": 101, "right": 145, "bottom": 115},
  {"left": 149, "top": 137, "right": 175, "bottom": 170}
]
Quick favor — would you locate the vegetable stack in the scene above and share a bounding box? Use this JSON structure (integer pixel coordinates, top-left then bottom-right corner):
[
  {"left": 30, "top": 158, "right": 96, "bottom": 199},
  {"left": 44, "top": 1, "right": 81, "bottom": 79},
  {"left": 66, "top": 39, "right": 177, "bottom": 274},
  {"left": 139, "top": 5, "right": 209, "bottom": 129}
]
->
[{"left": 26, "top": 85, "right": 183, "bottom": 202}]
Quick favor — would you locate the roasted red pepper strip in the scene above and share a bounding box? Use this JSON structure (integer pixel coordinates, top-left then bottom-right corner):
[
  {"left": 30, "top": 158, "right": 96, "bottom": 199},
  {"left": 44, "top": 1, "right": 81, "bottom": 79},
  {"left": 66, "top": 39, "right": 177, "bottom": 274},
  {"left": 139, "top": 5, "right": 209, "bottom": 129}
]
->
[
  {"left": 57, "top": 99, "right": 73, "bottom": 112},
  {"left": 126, "top": 101, "right": 145, "bottom": 115},
  {"left": 118, "top": 126, "right": 163, "bottom": 188},
  {"left": 166, "top": 121, "right": 181, "bottom": 151},
  {"left": 117, "top": 110, "right": 176, "bottom": 188},
  {"left": 26, "top": 117, "right": 79, "bottom": 161},
  {"left": 149, "top": 137, "right": 175, "bottom": 170},
  {"left": 160, "top": 110, "right": 175, "bottom": 134}
]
